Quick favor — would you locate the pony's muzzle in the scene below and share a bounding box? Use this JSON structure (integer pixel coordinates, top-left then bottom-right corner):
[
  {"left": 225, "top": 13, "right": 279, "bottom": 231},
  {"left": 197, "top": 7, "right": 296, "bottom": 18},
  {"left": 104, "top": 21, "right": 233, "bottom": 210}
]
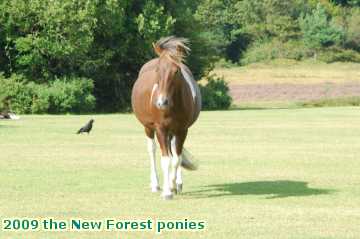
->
[{"left": 156, "top": 97, "right": 169, "bottom": 109}]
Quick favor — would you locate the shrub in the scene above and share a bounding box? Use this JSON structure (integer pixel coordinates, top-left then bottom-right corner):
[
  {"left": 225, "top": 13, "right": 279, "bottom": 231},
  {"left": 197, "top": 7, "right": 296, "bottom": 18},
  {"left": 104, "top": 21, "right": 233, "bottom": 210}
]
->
[
  {"left": 30, "top": 83, "right": 50, "bottom": 114},
  {"left": 318, "top": 47, "right": 360, "bottom": 63},
  {"left": 0, "top": 74, "right": 95, "bottom": 114},
  {"left": 200, "top": 74, "right": 232, "bottom": 110},
  {"left": 298, "top": 97, "right": 360, "bottom": 108},
  {"left": 0, "top": 74, "right": 35, "bottom": 114},
  {"left": 215, "top": 58, "right": 237, "bottom": 68},
  {"left": 47, "top": 77, "right": 96, "bottom": 114},
  {"left": 0, "top": 74, "right": 7, "bottom": 112},
  {"left": 241, "top": 39, "right": 311, "bottom": 65}
]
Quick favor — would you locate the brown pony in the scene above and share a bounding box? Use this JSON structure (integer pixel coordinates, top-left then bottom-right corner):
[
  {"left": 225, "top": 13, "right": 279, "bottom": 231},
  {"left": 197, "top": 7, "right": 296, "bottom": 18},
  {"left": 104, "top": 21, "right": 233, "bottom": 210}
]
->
[{"left": 131, "top": 36, "right": 201, "bottom": 200}]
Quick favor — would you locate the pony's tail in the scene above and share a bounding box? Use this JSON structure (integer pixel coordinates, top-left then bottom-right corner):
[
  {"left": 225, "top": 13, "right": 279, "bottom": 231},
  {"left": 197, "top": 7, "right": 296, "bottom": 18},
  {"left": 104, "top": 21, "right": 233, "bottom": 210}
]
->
[
  {"left": 181, "top": 148, "right": 198, "bottom": 171},
  {"left": 168, "top": 137, "right": 198, "bottom": 171}
]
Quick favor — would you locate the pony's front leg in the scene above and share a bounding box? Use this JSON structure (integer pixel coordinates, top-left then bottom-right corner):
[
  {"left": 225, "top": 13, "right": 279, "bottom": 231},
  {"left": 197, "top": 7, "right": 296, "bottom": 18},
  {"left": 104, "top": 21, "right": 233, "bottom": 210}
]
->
[
  {"left": 156, "top": 129, "right": 173, "bottom": 200},
  {"left": 147, "top": 136, "right": 160, "bottom": 192},
  {"left": 145, "top": 128, "right": 159, "bottom": 192}
]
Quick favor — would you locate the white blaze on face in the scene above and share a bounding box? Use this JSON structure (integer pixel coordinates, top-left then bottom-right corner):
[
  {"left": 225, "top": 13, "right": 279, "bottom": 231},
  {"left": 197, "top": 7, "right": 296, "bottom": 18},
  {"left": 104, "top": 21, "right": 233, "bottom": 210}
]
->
[{"left": 150, "top": 83, "right": 158, "bottom": 106}]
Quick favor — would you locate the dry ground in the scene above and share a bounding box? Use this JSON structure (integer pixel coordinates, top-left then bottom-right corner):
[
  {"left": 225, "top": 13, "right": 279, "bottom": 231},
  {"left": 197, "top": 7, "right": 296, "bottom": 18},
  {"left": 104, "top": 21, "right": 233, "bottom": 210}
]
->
[{"left": 213, "top": 60, "right": 360, "bottom": 105}]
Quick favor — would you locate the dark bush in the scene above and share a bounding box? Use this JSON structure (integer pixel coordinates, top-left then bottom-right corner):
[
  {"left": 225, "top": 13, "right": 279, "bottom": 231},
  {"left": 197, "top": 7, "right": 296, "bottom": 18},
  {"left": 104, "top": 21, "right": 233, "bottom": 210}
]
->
[{"left": 200, "top": 74, "right": 232, "bottom": 110}]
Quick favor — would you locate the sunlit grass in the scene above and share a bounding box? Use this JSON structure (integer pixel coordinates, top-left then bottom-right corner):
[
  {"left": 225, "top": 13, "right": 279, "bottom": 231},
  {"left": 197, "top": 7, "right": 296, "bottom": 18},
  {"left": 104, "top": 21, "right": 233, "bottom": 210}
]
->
[
  {"left": 1, "top": 108, "right": 360, "bottom": 238},
  {"left": 213, "top": 60, "right": 360, "bottom": 85}
]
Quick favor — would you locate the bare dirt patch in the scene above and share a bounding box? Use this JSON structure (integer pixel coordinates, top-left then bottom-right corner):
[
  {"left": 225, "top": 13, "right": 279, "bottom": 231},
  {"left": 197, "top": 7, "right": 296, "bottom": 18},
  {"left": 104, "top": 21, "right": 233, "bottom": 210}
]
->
[{"left": 230, "top": 81, "right": 360, "bottom": 103}]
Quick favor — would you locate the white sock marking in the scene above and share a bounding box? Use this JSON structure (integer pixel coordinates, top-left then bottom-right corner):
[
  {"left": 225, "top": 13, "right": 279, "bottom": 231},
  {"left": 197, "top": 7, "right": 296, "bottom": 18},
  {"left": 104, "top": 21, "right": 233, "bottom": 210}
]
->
[
  {"left": 161, "top": 156, "right": 172, "bottom": 196},
  {"left": 170, "top": 137, "right": 182, "bottom": 190},
  {"left": 147, "top": 137, "right": 159, "bottom": 191}
]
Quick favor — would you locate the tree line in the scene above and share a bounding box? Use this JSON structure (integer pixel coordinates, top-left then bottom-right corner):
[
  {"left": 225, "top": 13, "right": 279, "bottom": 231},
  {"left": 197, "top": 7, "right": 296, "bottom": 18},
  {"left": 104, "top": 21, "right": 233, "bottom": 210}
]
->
[
  {"left": 0, "top": 0, "right": 359, "bottom": 113},
  {"left": 198, "top": 0, "right": 360, "bottom": 64}
]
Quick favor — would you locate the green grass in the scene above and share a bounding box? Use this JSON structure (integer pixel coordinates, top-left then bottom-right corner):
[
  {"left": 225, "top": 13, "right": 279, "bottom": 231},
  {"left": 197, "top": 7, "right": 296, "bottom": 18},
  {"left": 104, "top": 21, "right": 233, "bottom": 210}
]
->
[
  {"left": 1, "top": 108, "right": 360, "bottom": 238},
  {"left": 298, "top": 96, "right": 360, "bottom": 108}
]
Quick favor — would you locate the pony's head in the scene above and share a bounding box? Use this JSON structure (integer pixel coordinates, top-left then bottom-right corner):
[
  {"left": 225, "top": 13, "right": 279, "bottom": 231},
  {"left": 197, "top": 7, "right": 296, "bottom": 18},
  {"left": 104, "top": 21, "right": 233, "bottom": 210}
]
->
[{"left": 153, "top": 36, "right": 190, "bottom": 110}]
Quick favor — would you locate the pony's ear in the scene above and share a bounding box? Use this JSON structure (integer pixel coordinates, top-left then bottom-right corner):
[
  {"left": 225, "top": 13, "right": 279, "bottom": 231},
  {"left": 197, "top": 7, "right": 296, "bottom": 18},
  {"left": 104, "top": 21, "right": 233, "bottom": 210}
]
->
[
  {"left": 176, "top": 67, "right": 183, "bottom": 79},
  {"left": 153, "top": 42, "right": 162, "bottom": 56},
  {"left": 176, "top": 45, "right": 186, "bottom": 56}
]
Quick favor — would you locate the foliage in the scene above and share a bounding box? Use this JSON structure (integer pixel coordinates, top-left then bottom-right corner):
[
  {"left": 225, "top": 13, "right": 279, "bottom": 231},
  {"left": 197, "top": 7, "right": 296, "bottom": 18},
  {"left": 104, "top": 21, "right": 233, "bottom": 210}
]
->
[
  {"left": 299, "top": 3, "right": 345, "bottom": 54},
  {"left": 1, "top": 0, "right": 359, "bottom": 114},
  {"left": 344, "top": 8, "right": 360, "bottom": 51},
  {"left": 0, "top": 74, "right": 6, "bottom": 112},
  {"left": 298, "top": 96, "right": 360, "bottom": 107},
  {"left": 318, "top": 47, "right": 360, "bottom": 63},
  {"left": 0, "top": 0, "right": 215, "bottom": 112},
  {"left": 200, "top": 74, "right": 232, "bottom": 110},
  {"left": 241, "top": 39, "right": 311, "bottom": 65},
  {"left": 331, "top": 0, "right": 360, "bottom": 6},
  {"left": 196, "top": 0, "right": 360, "bottom": 64},
  {"left": 46, "top": 77, "right": 96, "bottom": 114},
  {"left": 0, "top": 74, "right": 35, "bottom": 114},
  {"left": 196, "top": 0, "right": 310, "bottom": 62},
  {"left": 0, "top": 74, "right": 95, "bottom": 114}
]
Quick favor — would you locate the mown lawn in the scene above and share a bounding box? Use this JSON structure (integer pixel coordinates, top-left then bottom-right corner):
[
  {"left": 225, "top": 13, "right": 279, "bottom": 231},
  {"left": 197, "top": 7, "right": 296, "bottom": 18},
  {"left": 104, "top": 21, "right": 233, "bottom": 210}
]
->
[{"left": 1, "top": 107, "right": 360, "bottom": 238}]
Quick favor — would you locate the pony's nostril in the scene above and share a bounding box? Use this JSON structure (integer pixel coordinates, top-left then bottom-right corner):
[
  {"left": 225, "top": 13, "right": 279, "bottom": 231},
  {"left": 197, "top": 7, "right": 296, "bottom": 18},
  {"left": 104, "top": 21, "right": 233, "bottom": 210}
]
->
[{"left": 156, "top": 98, "right": 169, "bottom": 108}]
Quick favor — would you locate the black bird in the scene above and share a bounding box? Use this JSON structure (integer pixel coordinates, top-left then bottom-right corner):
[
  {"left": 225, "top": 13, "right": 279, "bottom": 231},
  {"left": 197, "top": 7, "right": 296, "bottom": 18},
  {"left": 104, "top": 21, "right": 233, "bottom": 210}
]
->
[{"left": 77, "top": 119, "right": 94, "bottom": 134}]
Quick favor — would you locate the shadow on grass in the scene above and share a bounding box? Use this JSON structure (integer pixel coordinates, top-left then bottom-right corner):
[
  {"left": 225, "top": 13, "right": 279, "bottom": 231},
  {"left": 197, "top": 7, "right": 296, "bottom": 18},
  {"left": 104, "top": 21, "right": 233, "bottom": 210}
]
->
[{"left": 185, "top": 180, "right": 333, "bottom": 199}]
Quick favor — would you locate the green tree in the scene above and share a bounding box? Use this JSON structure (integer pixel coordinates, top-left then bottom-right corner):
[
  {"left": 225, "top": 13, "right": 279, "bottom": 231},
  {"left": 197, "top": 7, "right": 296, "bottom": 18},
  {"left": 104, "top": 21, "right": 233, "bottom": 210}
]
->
[
  {"left": 345, "top": 8, "right": 360, "bottom": 51},
  {"left": 331, "top": 0, "right": 360, "bottom": 6},
  {"left": 196, "top": 0, "right": 309, "bottom": 62},
  {"left": 0, "top": 0, "right": 215, "bottom": 112},
  {"left": 299, "top": 3, "right": 345, "bottom": 56}
]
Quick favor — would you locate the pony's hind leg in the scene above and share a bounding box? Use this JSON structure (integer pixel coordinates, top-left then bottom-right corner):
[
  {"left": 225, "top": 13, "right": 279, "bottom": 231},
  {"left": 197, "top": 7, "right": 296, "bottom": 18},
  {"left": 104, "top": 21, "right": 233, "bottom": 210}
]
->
[{"left": 145, "top": 128, "right": 159, "bottom": 192}]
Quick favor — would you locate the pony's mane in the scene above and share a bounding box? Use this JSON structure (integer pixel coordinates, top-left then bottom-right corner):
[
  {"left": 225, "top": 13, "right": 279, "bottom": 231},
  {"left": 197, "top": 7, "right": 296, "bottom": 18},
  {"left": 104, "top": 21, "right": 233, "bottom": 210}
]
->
[{"left": 153, "top": 36, "right": 190, "bottom": 63}]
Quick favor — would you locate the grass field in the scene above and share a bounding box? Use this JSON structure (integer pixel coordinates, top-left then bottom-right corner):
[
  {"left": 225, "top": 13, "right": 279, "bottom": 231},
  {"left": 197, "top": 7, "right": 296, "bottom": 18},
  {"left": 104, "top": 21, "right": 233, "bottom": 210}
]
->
[
  {"left": 213, "top": 60, "right": 360, "bottom": 85},
  {"left": 1, "top": 108, "right": 360, "bottom": 238}
]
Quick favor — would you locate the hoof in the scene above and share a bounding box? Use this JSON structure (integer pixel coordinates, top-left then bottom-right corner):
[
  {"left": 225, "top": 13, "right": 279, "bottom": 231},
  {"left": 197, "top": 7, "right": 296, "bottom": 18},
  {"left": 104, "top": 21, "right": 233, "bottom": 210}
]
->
[
  {"left": 151, "top": 186, "right": 161, "bottom": 193},
  {"left": 176, "top": 184, "right": 183, "bottom": 194},
  {"left": 162, "top": 194, "right": 173, "bottom": 200}
]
